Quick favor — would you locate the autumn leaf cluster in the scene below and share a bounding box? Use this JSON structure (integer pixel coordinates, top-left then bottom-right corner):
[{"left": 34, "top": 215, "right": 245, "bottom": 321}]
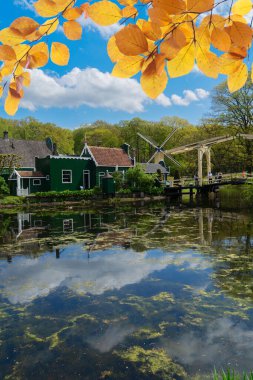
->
[{"left": 0, "top": 0, "right": 252, "bottom": 115}]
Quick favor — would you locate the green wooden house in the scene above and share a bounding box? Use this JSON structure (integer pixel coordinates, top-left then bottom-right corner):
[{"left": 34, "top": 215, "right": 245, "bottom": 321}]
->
[{"left": 10, "top": 142, "right": 133, "bottom": 195}]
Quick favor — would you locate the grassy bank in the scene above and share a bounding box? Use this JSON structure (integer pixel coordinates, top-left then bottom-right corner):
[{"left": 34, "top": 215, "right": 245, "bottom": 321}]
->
[
  {"left": 0, "top": 190, "right": 167, "bottom": 211},
  {"left": 219, "top": 184, "right": 253, "bottom": 209}
]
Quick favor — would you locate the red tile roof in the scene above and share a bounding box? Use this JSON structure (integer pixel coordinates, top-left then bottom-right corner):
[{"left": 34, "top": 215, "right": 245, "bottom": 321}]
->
[
  {"left": 89, "top": 146, "right": 133, "bottom": 167},
  {"left": 17, "top": 171, "right": 45, "bottom": 178}
]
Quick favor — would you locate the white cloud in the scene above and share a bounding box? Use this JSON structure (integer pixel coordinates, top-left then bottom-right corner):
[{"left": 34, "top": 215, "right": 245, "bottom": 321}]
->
[
  {"left": 14, "top": 0, "right": 34, "bottom": 11},
  {"left": 20, "top": 67, "right": 172, "bottom": 113},
  {"left": 81, "top": 18, "right": 122, "bottom": 39},
  {"left": 0, "top": 247, "right": 170, "bottom": 304},
  {"left": 171, "top": 88, "right": 209, "bottom": 106},
  {"left": 20, "top": 67, "right": 209, "bottom": 113}
]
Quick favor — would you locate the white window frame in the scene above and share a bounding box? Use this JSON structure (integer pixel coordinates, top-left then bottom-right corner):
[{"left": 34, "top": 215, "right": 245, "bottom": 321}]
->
[
  {"left": 99, "top": 172, "right": 105, "bottom": 186},
  {"left": 46, "top": 175, "right": 50, "bottom": 181},
  {"left": 62, "top": 170, "right": 72, "bottom": 184},
  {"left": 63, "top": 219, "right": 73, "bottom": 233},
  {"left": 33, "top": 179, "right": 41, "bottom": 186}
]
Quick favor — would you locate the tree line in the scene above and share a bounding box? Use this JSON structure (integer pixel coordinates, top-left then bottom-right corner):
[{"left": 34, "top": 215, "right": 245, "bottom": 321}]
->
[{"left": 1, "top": 79, "right": 253, "bottom": 176}]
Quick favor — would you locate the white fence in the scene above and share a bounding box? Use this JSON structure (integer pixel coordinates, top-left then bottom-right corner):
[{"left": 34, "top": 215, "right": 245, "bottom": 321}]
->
[{"left": 17, "top": 188, "right": 29, "bottom": 196}]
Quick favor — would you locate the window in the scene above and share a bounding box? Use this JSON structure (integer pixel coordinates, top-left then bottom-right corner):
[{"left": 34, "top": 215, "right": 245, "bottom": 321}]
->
[
  {"left": 33, "top": 179, "right": 41, "bottom": 186},
  {"left": 62, "top": 170, "right": 72, "bottom": 183},
  {"left": 63, "top": 219, "right": 73, "bottom": 232},
  {"left": 46, "top": 175, "right": 50, "bottom": 181}
]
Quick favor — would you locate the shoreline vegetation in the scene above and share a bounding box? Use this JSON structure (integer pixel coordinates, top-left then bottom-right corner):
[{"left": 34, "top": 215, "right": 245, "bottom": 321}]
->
[{"left": 0, "top": 183, "right": 253, "bottom": 210}]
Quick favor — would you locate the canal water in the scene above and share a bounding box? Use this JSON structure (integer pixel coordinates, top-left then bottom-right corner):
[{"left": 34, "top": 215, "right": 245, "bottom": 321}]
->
[{"left": 0, "top": 202, "right": 253, "bottom": 379}]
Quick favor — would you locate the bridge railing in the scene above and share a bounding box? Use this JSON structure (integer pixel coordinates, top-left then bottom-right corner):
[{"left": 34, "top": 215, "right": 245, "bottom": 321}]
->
[{"left": 169, "top": 173, "right": 248, "bottom": 187}]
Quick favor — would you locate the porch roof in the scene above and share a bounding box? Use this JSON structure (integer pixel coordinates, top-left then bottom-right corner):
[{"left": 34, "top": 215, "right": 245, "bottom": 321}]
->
[{"left": 16, "top": 171, "right": 46, "bottom": 178}]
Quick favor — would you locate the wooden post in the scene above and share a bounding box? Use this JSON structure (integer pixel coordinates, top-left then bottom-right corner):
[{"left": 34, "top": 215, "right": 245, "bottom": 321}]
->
[
  {"left": 206, "top": 147, "right": 211, "bottom": 176},
  {"left": 198, "top": 148, "right": 203, "bottom": 186}
]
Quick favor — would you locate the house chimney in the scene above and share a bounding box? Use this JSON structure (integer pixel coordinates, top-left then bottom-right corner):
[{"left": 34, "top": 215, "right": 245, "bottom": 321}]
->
[
  {"left": 121, "top": 143, "right": 130, "bottom": 155},
  {"left": 3, "top": 131, "right": 8, "bottom": 140},
  {"left": 52, "top": 143, "right": 58, "bottom": 155}
]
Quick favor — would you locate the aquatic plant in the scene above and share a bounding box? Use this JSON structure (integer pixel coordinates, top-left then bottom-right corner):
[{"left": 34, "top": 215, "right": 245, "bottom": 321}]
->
[
  {"left": 213, "top": 368, "right": 253, "bottom": 379},
  {"left": 115, "top": 346, "right": 186, "bottom": 379}
]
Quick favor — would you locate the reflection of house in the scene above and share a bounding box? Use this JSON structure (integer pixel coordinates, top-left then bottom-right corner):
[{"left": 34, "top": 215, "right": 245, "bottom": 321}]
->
[{"left": 11, "top": 142, "right": 133, "bottom": 195}]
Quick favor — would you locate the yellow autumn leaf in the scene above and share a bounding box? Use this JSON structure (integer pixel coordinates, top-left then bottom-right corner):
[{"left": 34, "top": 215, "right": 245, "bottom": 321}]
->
[
  {"left": 0, "top": 28, "right": 25, "bottom": 45},
  {"left": 63, "top": 21, "right": 82, "bottom": 40},
  {"left": 88, "top": 1, "right": 122, "bottom": 26},
  {"left": 122, "top": 5, "right": 137, "bottom": 19},
  {"left": 4, "top": 84, "right": 23, "bottom": 116},
  {"left": 141, "top": 63, "right": 168, "bottom": 99},
  {"left": 167, "top": 42, "right": 195, "bottom": 78},
  {"left": 34, "top": 0, "right": 71, "bottom": 17},
  {"left": 141, "top": 21, "right": 162, "bottom": 41},
  {"left": 0, "top": 86, "right": 3, "bottom": 98},
  {"left": 211, "top": 28, "right": 231, "bottom": 52},
  {"left": 0, "top": 46, "right": 16, "bottom": 61},
  {"left": 115, "top": 24, "right": 148, "bottom": 56},
  {"left": 118, "top": 0, "right": 137, "bottom": 5},
  {"left": 152, "top": 0, "right": 186, "bottom": 14},
  {"left": 51, "top": 42, "right": 70, "bottom": 66},
  {"left": 39, "top": 17, "right": 59, "bottom": 35},
  {"left": 196, "top": 50, "right": 219, "bottom": 78},
  {"left": 232, "top": 0, "right": 252, "bottom": 16},
  {"left": 112, "top": 56, "right": 144, "bottom": 77},
  {"left": 226, "top": 21, "right": 252, "bottom": 49},
  {"left": 63, "top": 7, "right": 83, "bottom": 20},
  {"left": 219, "top": 54, "right": 242, "bottom": 75},
  {"left": 186, "top": 0, "right": 214, "bottom": 13},
  {"left": 227, "top": 62, "right": 248, "bottom": 92},
  {"left": 17, "top": 72, "right": 31, "bottom": 87},
  {"left": 107, "top": 35, "right": 124, "bottom": 62},
  {"left": 1, "top": 62, "right": 16, "bottom": 77},
  {"left": 29, "top": 51, "right": 49, "bottom": 68},
  {"left": 160, "top": 28, "right": 187, "bottom": 60},
  {"left": 148, "top": 8, "right": 172, "bottom": 26},
  {"left": 10, "top": 17, "right": 39, "bottom": 37}
]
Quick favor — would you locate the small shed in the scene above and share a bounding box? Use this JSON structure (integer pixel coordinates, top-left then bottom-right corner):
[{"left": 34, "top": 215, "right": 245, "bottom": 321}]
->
[{"left": 141, "top": 163, "right": 169, "bottom": 182}]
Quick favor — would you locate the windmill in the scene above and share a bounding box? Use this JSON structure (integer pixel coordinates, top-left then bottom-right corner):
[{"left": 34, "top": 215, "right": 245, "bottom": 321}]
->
[{"left": 137, "top": 128, "right": 181, "bottom": 167}]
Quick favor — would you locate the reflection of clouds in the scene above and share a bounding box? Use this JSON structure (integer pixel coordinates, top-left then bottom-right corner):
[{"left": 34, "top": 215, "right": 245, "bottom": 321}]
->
[
  {"left": 0, "top": 246, "right": 213, "bottom": 305},
  {"left": 87, "top": 323, "right": 135, "bottom": 353},
  {"left": 163, "top": 318, "right": 253, "bottom": 371}
]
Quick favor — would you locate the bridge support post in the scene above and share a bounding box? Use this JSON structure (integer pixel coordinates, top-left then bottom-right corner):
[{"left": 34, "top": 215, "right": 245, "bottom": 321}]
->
[
  {"left": 206, "top": 147, "right": 211, "bottom": 176},
  {"left": 198, "top": 146, "right": 211, "bottom": 187},
  {"left": 198, "top": 148, "right": 204, "bottom": 186}
]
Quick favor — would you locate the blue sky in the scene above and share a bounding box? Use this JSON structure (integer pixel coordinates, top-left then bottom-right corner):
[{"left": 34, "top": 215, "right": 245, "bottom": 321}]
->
[{"left": 0, "top": 1, "right": 246, "bottom": 129}]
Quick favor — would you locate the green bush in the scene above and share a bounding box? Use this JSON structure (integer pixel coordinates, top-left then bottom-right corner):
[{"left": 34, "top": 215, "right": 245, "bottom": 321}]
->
[
  {"left": 0, "top": 176, "right": 10, "bottom": 198},
  {"left": 112, "top": 171, "right": 124, "bottom": 191},
  {"left": 125, "top": 164, "right": 160, "bottom": 194},
  {"left": 117, "top": 188, "right": 132, "bottom": 195},
  {"left": 0, "top": 196, "right": 24, "bottom": 205}
]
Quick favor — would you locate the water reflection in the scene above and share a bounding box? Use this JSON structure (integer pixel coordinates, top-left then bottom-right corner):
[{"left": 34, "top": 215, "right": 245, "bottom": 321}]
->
[{"left": 0, "top": 204, "right": 253, "bottom": 379}]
